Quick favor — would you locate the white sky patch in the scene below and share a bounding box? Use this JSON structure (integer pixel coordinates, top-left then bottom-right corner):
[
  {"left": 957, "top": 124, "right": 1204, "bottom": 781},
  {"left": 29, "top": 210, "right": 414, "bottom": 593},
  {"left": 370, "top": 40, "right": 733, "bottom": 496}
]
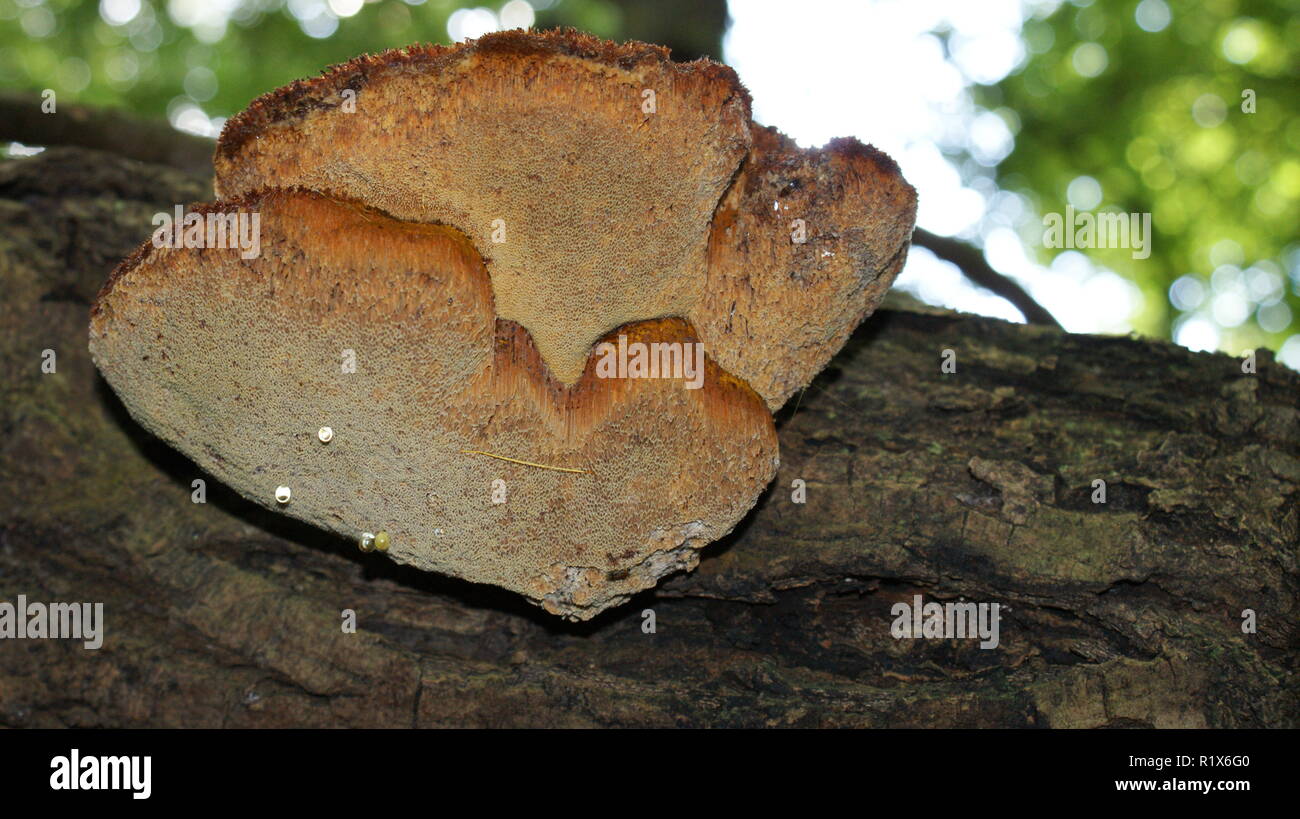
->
[
  {"left": 286, "top": 0, "right": 339, "bottom": 38},
  {"left": 1135, "top": 0, "right": 1171, "bottom": 33},
  {"left": 499, "top": 0, "right": 535, "bottom": 30},
  {"left": 724, "top": 0, "right": 1146, "bottom": 337},
  {"left": 1174, "top": 315, "right": 1221, "bottom": 353},
  {"left": 99, "top": 0, "right": 142, "bottom": 27},
  {"left": 167, "top": 0, "right": 241, "bottom": 42},
  {"left": 167, "top": 97, "right": 223, "bottom": 138},
  {"left": 447, "top": 6, "right": 499, "bottom": 42},
  {"left": 5, "top": 142, "right": 46, "bottom": 158},
  {"left": 327, "top": 0, "right": 364, "bottom": 19},
  {"left": 1279, "top": 335, "right": 1300, "bottom": 370},
  {"left": 1066, "top": 175, "right": 1103, "bottom": 210}
]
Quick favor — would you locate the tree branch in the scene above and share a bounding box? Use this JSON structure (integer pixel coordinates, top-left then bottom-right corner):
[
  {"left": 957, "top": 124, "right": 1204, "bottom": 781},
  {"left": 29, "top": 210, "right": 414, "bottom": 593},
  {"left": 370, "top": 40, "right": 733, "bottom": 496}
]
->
[
  {"left": 912, "top": 226, "right": 1062, "bottom": 329},
  {"left": 1, "top": 147, "right": 1295, "bottom": 727},
  {"left": 0, "top": 92, "right": 214, "bottom": 176}
]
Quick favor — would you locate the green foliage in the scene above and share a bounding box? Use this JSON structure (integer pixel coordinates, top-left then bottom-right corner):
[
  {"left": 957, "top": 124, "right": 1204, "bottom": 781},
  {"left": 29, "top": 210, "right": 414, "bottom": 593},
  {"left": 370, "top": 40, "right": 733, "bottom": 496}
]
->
[
  {"left": 0, "top": 0, "right": 638, "bottom": 123},
  {"left": 983, "top": 0, "right": 1299, "bottom": 354}
]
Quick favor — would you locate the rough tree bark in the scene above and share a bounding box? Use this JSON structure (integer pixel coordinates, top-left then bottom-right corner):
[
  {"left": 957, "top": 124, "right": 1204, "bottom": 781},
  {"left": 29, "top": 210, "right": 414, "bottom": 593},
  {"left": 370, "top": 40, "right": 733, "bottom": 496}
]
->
[{"left": 0, "top": 147, "right": 1295, "bottom": 728}]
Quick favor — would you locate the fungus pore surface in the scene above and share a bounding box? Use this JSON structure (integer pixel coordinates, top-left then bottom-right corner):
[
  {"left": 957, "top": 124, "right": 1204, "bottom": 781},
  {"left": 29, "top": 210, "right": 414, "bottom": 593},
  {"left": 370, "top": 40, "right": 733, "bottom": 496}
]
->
[{"left": 91, "top": 29, "right": 916, "bottom": 619}]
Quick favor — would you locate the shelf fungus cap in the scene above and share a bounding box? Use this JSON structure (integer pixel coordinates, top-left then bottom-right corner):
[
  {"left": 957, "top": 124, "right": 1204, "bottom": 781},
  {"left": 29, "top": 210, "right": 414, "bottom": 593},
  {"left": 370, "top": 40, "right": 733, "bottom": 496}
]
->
[{"left": 91, "top": 30, "right": 916, "bottom": 619}]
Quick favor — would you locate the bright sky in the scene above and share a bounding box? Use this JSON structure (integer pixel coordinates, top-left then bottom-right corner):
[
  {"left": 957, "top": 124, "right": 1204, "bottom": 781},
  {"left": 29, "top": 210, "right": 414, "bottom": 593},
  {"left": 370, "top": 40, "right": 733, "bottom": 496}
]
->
[{"left": 724, "top": 0, "right": 1152, "bottom": 339}]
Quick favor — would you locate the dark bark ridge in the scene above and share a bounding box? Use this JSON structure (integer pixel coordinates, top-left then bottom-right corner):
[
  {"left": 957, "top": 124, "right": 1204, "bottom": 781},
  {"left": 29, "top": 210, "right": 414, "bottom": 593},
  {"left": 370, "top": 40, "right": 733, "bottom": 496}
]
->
[{"left": 0, "top": 148, "right": 1295, "bottom": 727}]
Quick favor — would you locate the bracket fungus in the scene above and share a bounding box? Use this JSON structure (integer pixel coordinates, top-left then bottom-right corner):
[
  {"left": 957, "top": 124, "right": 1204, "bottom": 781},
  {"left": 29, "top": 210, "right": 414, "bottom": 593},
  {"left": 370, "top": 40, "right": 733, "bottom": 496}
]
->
[{"left": 89, "top": 30, "right": 917, "bottom": 619}]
